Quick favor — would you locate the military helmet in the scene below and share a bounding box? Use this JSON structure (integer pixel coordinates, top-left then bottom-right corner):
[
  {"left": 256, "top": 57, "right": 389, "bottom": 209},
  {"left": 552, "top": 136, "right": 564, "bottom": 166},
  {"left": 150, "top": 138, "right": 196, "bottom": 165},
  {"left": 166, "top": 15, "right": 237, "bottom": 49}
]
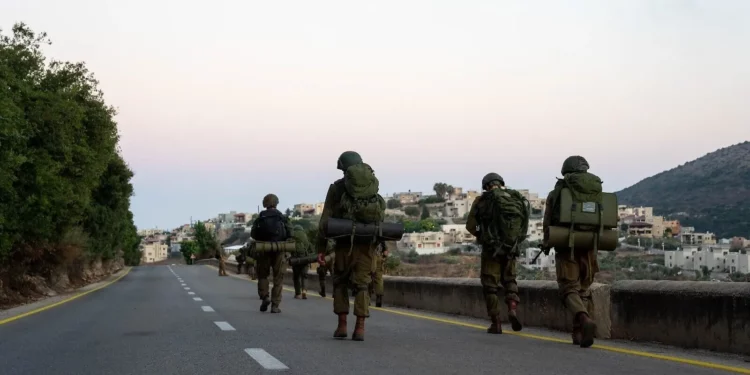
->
[
  {"left": 262, "top": 194, "right": 279, "bottom": 208},
  {"left": 561, "top": 156, "right": 590, "bottom": 175},
  {"left": 336, "top": 151, "right": 363, "bottom": 171},
  {"left": 481, "top": 173, "right": 504, "bottom": 189}
]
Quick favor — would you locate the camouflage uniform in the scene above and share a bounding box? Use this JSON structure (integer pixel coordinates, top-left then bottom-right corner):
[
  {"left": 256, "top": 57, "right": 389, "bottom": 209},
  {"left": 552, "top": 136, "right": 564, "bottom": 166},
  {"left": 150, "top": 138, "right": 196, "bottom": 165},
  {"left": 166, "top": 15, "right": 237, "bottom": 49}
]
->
[
  {"left": 251, "top": 194, "right": 293, "bottom": 313},
  {"left": 318, "top": 151, "right": 376, "bottom": 341},
  {"left": 466, "top": 173, "right": 522, "bottom": 334},
  {"left": 371, "top": 245, "right": 386, "bottom": 307},
  {"left": 291, "top": 227, "right": 312, "bottom": 299},
  {"left": 543, "top": 155, "right": 598, "bottom": 348}
]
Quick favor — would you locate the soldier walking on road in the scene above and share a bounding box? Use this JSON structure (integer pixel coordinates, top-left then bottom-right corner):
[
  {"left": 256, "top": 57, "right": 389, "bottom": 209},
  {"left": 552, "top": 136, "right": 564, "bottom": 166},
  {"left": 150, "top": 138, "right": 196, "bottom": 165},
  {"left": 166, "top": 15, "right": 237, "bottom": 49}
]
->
[
  {"left": 466, "top": 173, "right": 529, "bottom": 334},
  {"left": 215, "top": 243, "right": 228, "bottom": 276},
  {"left": 291, "top": 226, "right": 312, "bottom": 299},
  {"left": 251, "top": 194, "right": 293, "bottom": 313},
  {"left": 370, "top": 242, "right": 388, "bottom": 307},
  {"left": 317, "top": 151, "right": 386, "bottom": 341},
  {"left": 542, "top": 156, "right": 603, "bottom": 348}
]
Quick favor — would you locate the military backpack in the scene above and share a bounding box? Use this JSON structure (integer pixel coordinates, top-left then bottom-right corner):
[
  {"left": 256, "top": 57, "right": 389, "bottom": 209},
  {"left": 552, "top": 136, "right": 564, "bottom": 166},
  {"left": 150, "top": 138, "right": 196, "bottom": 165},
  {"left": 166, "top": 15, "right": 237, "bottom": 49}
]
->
[
  {"left": 339, "top": 163, "right": 386, "bottom": 224},
  {"left": 477, "top": 188, "right": 530, "bottom": 254}
]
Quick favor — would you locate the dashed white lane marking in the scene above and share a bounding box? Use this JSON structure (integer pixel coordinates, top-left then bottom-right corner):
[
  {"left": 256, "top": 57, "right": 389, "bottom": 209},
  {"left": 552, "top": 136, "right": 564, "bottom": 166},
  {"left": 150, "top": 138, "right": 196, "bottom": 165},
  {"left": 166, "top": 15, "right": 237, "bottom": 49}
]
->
[
  {"left": 201, "top": 306, "right": 215, "bottom": 312},
  {"left": 245, "top": 348, "right": 289, "bottom": 370},
  {"left": 214, "top": 321, "right": 235, "bottom": 331},
  {"left": 188, "top": 292, "right": 195, "bottom": 295},
  {"left": 193, "top": 297, "right": 203, "bottom": 301},
  {"left": 184, "top": 287, "right": 190, "bottom": 290},
  {"left": 181, "top": 283, "right": 186, "bottom": 286}
]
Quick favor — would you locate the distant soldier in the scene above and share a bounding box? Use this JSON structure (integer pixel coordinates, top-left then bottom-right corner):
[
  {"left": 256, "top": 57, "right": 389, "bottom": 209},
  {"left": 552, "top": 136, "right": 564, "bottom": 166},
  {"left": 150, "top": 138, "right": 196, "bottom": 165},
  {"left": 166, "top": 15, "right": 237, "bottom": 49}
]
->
[
  {"left": 236, "top": 251, "right": 246, "bottom": 274},
  {"left": 466, "top": 173, "right": 529, "bottom": 334},
  {"left": 317, "top": 151, "right": 386, "bottom": 341},
  {"left": 370, "top": 242, "right": 388, "bottom": 307},
  {"left": 542, "top": 156, "right": 613, "bottom": 348},
  {"left": 291, "top": 226, "right": 313, "bottom": 299},
  {"left": 251, "top": 194, "right": 293, "bottom": 313},
  {"left": 215, "top": 244, "right": 228, "bottom": 276}
]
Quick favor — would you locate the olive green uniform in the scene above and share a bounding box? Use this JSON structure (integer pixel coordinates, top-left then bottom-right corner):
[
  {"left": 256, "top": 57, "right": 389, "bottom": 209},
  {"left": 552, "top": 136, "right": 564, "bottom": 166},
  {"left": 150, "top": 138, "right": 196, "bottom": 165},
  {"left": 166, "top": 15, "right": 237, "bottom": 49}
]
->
[
  {"left": 318, "top": 179, "right": 375, "bottom": 318},
  {"left": 466, "top": 196, "right": 520, "bottom": 318},
  {"left": 291, "top": 229, "right": 313, "bottom": 297},
  {"left": 251, "top": 207, "right": 293, "bottom": 308},
  {"left": 543, "top": 185, "right": 598, "bottom": 317},
  {"left": 372, "top": 253, "right": 385, "bottom": 297}
]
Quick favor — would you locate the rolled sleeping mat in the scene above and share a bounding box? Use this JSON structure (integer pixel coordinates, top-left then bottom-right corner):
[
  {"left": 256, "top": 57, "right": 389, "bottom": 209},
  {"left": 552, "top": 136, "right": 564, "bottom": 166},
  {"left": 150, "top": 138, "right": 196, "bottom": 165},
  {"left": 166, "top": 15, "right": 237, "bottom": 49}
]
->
[
  {"left": 252, "top": 240, "right": 298, "bottom": 253},
  {"left": 547, "top": 226, "right": 618, "bottom": 251},
  {"left": 325, "top": 218, "right": 405, "bottom": 242},
  {"left": 289, "top": 253, "right": 334, "bottom": 267}
]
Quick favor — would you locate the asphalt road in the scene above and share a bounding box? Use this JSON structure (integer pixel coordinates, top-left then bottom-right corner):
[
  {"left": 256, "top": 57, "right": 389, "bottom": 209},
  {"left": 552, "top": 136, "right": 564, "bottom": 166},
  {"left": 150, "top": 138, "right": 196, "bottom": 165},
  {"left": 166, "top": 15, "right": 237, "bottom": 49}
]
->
[{"left": 1, "top": 265, "right": 748, "bottom": 375}]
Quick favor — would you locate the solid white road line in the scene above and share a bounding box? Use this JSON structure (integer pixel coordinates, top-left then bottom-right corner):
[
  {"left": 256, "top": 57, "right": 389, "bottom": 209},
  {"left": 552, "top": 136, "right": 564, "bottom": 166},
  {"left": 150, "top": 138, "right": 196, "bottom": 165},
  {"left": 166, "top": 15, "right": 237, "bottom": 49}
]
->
[
  {"left": 214, "top": 321, "right": 235, "bottom": 331},
  {"left": 245, "top": 348, "right": 289, "bottom": 370},
  {"left": 193, "top": 297, "right": 203, "bottom": 301},
  {"left": 201, "top": 306, "right": 215, "bottom": 312}
]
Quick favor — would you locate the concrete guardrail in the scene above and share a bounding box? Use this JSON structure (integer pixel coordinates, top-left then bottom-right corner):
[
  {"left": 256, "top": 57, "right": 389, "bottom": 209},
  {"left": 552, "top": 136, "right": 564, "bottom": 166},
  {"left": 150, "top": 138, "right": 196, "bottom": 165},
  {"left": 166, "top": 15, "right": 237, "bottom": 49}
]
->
[{"left": 200, "top": 258, "right": 750, "bottom": 355}]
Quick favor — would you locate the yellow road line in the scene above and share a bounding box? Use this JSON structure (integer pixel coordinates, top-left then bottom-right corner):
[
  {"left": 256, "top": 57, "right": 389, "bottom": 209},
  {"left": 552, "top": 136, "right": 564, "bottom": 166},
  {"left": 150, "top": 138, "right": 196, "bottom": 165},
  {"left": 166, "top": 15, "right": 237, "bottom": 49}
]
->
[
  {"left": 0, "top": 267, "right": 132, "bottom": 326},
  {"left": 205, "top": 265, "right": 750, "bottom": 374}
]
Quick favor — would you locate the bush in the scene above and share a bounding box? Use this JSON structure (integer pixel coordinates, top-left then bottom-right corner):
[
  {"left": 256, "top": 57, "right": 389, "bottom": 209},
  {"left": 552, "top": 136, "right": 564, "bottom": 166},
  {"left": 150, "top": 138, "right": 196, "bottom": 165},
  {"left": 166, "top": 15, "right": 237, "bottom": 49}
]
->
[{"left": 384, "top": 255, "right": 401, "bottom": 272}]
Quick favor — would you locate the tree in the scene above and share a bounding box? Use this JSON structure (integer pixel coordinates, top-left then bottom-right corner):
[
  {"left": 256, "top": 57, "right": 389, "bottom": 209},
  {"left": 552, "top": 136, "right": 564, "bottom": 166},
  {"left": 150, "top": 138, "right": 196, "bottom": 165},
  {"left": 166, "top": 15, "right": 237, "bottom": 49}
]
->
[
  {"left": 433, "top": 182, "right": 455, "bottom": 199},
  {"left": 193, "top": 221, "right": 217, "bottom": 258},
  {"left": 404, "top": 206, "right": 420, "bottom": 217},
  {"left": 0, "top": 24, "right": 138, "bottom": 286},
  {"left": 180, "top": 241, "right": 199, "bottom": 263},
  {"left": 285, "top": 208, "right": 293, "bottom": 216},
  {"left": 421, "top": 205, "right": 430, "bottom": 220},
  {"left": 386, "top": 199, "right": 402, "bottom": 209},
  {"left": 664, "top": 228, "right": 673, "bottom": 238}
]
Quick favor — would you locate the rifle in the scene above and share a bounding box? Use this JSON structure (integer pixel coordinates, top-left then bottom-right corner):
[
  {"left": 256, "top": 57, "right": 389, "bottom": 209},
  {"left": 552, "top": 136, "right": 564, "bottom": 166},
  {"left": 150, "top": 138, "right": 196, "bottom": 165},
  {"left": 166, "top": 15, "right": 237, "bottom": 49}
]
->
[{"left": 531, "top": 244, "right": 549, "bottom": 264}]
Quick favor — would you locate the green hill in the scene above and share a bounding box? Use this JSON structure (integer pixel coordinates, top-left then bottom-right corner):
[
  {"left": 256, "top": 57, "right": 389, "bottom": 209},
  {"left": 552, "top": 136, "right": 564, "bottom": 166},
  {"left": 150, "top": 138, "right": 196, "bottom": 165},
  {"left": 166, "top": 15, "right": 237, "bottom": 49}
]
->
[{"left": 616, "top": 141, "right": 750, "bottom": 239}]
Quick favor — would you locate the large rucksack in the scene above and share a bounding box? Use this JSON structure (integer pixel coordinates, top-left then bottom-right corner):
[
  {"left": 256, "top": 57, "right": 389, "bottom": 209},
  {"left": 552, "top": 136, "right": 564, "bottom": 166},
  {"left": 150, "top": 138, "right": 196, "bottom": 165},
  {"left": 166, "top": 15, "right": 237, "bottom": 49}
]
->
[
  {"left": 550, "top": 171, "right": 618, "bottom": 251},
  {"left": 339, "top": 163, "right": 386, "bottom": 224},
  {"left": 477, "top": 188, "right": 530, "bottom": 254},
  {"left": 253, "top": 211, "right": 288, "bottom": 242}
]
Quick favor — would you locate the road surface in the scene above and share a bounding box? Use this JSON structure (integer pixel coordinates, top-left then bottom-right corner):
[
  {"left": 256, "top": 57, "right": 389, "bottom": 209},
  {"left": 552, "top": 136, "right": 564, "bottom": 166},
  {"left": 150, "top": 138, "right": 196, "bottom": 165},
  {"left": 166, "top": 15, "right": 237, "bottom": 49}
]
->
[{"left": 1, "top": 265, "right": 748, "bottom": 375}]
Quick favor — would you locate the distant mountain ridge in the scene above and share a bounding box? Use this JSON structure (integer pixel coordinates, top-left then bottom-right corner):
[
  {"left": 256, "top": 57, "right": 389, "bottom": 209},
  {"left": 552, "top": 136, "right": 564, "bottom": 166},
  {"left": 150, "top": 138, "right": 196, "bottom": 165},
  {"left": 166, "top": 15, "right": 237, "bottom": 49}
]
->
[{"left": 616, "top": 141, "right": 750, "bottom": 238}]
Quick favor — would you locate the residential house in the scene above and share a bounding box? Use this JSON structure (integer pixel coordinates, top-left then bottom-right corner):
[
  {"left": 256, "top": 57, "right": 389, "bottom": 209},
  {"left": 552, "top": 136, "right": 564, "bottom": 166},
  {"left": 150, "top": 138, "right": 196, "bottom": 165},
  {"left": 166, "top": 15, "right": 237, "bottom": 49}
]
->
[
  {"left": 140, "top": 239, "right": 168, "bottom": 263},
  {"left": 441, "top": 224, "right": 475, "bottom": 244},
  {"left": 293, "top": 203, "right": 314, "bottom": 216},
  {"left": 664, "top": 220, "right": 681, "bottom": 236},
  {"left": 443, "top": 198, "right": 474, "bottom": 218},
  {"left": 527, "top": 218, "right": 544, "bottom": 242},
  {"left": 393, "top": 191, "right": 423, "bottom": 205},
  {"left": 397, "top": 232, "right": 446, "bottom": 254},
  {"left": 524, "top": 247, "right": 556, "bottom": 271},
  {"left": 137, "top": 228, "right": 162, "bottom": 237},
  {"left": 680, "top": 231, "right": 716, "bottom": 245},
  {"left": 664, "top": 246, "right": 749, "bottom": 273},
  {"left": 314, "top": 202, "right": 325, "bottom": 215}
]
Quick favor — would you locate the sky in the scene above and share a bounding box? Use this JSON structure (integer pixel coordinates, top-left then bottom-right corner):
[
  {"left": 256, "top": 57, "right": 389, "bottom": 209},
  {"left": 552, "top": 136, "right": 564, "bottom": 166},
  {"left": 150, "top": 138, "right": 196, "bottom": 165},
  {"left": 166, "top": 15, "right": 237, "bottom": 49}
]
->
[{"left": 2, "top": 0, "right": 749, "bottom": 230}]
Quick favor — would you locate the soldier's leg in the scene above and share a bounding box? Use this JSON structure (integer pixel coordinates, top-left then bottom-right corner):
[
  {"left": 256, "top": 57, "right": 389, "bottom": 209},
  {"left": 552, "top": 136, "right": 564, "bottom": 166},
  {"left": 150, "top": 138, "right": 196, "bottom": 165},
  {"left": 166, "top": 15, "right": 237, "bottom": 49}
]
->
[
  {"left": 300, "top": 264, "right": 308, "bottom": 299},
  {"left": 292, "top": 266, "right": 302, "bottom": 297},
  {"left": 332, "top": 249, "right": 352, "bottom": 338},
  {"left": 352, "top": 246, "right": 374, "bottom": 341},
  {"left": 270, "top": 252, "right": 284, "bottom": 312},
  {"left": 555, "top": 248, "right": 596, "bottom": 348},
  {"left": 256, "top": 256, "right": 272, "bottom": 311},
  {"left": 480, "top": 252, "right": 503, "bottom": 334},
  {"left": 500, "top": 256, "right": 522, "bottom": 331},
  {"left": 317, "top": 264, "right": 327, "bottom": 297},
  {"left": 374, "top": 259, "right": 384, "bottom": 307}
]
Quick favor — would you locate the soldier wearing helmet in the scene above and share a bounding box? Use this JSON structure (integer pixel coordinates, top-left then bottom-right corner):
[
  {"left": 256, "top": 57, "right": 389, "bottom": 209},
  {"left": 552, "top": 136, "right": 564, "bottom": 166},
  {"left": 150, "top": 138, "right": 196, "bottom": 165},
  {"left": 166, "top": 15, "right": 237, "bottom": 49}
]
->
[
  {"left": 465, "top": 173, "right": 525, "bottom": 334},
  {"left": 542, "top": 155, "right": 598, "bottom": 348},
  {"left": 290, "top": 225, "right": 313, "bottom": 299},
  {"left": 250, "top": 193, "right": 293, "bottom": 313},
  {"left": 317, "top": 151, "right": 383, "bottom": 341}
]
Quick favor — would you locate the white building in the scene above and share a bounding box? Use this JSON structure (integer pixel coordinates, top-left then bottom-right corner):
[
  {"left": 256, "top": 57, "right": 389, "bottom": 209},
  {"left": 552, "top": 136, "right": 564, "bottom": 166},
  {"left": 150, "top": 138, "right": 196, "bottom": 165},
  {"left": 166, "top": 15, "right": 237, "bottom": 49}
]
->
[
  {"left": 524, "top": 247, "right": 556, "bottom": 271},
  {"left": 441, "top": 224, "right": 475, "bottom": 244},
  {"left": 140, "top": 241, "right": 168, "bottom": 263},
  {"left": 397, "top": 232, "right": 446, "bottom": 254},
  {"left": 527, "top": 218, "right": 544, "bottom": 242},
  {"left": 665, "top": 247, "right": 750, "bottom": 274}
]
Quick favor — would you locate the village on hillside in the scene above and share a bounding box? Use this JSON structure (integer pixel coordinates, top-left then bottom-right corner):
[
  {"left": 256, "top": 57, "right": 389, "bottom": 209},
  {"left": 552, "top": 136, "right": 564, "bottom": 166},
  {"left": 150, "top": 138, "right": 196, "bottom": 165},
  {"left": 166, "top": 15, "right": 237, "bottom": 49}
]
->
[{"left": 136, "top": 183, "right": 750, "bottom": 282}]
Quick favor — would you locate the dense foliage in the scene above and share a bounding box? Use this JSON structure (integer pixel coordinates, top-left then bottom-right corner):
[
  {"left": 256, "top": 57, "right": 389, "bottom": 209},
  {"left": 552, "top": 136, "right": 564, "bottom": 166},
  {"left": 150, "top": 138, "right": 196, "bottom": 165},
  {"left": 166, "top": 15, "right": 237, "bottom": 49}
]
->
[
  {"left": 616, "top": 142, "right": 750, "bottom": 238},
  {"left": 0, "top": 24, "right": 139, "bottom": 272}
]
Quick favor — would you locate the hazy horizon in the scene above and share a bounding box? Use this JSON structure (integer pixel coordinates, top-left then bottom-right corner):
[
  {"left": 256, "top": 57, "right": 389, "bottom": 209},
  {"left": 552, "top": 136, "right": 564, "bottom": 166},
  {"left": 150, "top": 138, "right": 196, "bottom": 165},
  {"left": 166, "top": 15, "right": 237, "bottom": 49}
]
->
[{"left": 3, "top": 0, "right": 749, "bottom": 230}]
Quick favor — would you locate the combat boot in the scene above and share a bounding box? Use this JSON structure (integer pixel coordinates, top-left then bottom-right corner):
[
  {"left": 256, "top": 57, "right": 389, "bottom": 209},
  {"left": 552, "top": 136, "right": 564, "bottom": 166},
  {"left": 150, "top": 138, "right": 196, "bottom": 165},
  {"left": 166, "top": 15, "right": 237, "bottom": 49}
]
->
[
  {"left": 260, "top": 296, "right": 271, "bottom": 312},
  {"left": 302, "top": 291, "right": 307, "bottom": 299},
  {"left": 333, "top": 313, "right": 348, "bottom": 338},
  {"left": 507, "top": 300, "right": 522, "bottom": 332},
  {"left": 375, "top": 295, "right": 383, "bottom": 308},
  {"left": 577, "top": 312, "right": 596, "bottom": 348},
  {"left": 487, "top": 315, "right": 502, "bottom": 334},
  {"left": 319, "top": 283, "right": 326, "bottom": 297},
  {"left": 271, "top": 305, "right": 281, "bottom": 313},
  {"left": 572, "top": 326, "right": 582, "bottom": 345},
  {"left": 352, "top": 316, "right": 365, "bottom": 341},
  {"left": 294, "top": 294, "right": 301, "bottom": 299}
]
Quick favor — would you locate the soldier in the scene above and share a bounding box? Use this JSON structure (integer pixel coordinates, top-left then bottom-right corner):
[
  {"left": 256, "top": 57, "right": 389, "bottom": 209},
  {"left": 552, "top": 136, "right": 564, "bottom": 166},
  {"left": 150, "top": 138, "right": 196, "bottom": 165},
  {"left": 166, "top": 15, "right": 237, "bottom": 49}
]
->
[
  {"left": 317, "top": 249, "right": 333, "bottom": 297},
  {"left": 236, "top": 250, "right": 246, "bottom": 274},
  {"left": 370, "top": 242, "right": 388, "bottom": 307},
  {"left": 317, "top": 151, "right": 385, "bottom": 341},
  {"left": 291, "top": 226, "right": 312, "bottom": 299},
  {"left": 542, "top": 156, "right": 599, "bottom": 348},
  {"left": 466, "top": 173, "right": 529, "bottom": 334},
  {"left": 251, "top": 194, "right": 293, "bottom": 313},
  {"left": 215, "top": 243, "right": 228, "bottom": 276}
]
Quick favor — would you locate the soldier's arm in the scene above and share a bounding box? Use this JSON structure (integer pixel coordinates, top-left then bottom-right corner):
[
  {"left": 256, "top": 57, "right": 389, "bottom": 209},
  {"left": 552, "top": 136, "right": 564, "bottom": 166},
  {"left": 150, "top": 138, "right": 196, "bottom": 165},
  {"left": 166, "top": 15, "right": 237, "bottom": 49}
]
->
[
  {"left": 250, "top": 220, "right": 259, "bottom": 239},
  {"left": 465, "top": 197, "right": 480, "bottom": 236},
  {"left": 317, "top": 183, "right": 336, "bottom": 254},
  {"left": 542, "top": 190, "right": 556, "bottom": 244}
]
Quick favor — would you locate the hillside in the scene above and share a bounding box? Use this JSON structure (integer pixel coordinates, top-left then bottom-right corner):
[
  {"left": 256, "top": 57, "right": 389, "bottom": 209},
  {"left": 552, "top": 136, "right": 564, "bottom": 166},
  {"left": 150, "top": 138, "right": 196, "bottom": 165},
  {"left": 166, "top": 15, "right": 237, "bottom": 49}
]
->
[{"left": 616, "top": 141, "right": 750, "bottom": 238}]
